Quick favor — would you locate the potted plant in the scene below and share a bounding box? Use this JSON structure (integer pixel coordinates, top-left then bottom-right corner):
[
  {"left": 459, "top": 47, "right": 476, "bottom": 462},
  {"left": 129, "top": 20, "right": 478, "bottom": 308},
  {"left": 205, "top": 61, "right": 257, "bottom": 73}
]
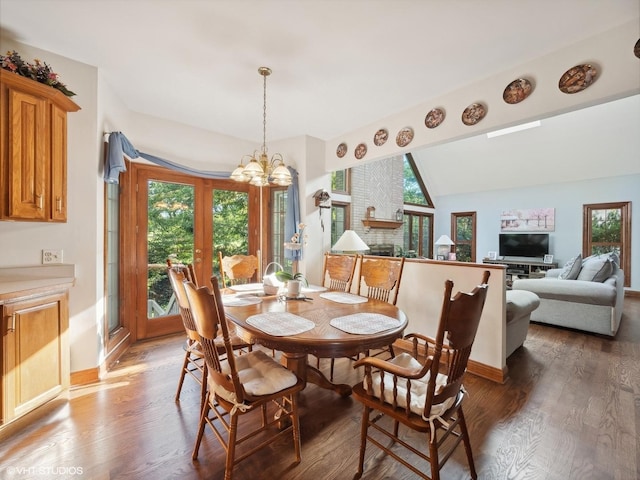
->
[{"left": 275, "top": 270, "right": 308, "bottom": 286}]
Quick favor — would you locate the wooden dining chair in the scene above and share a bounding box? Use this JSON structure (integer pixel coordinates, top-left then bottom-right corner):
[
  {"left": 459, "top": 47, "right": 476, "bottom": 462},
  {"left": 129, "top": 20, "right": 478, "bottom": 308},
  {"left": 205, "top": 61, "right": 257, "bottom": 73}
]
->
[
  {"left": 168, "top": 265, "right": 251, "bottom": 407},
  {"left": 319, "top": 252, "right": 359, "bottom": 379},
  {"left": 167, "top": 265, "right": 208, "bottom": 407},
  {"left": 185, "top": 278, "right": 305, "bottom": 479},
  {"left": 218, "top": 252, "right": 259, "bottom": 287},
  {"left": 357, "top": 255, "right": 405, "bottom": 306},
  {"left": 351, "top": 270, "right": 490, "bottom": 480},
  {"left": 322, "top": 252, "right": 358, "bottom": 292},
  {"left": 355, "top": 255, "right": 406, "bottom": 362}
]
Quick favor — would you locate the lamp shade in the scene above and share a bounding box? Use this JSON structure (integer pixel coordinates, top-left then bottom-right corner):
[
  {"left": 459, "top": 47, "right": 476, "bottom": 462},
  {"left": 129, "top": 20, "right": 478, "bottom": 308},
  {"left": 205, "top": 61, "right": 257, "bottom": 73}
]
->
[
  {"left": 332, "top": 230, "right": 370, "bottom": 252},
  {"left": 435, "top": 234, "right": 455, "bottom": 246}
]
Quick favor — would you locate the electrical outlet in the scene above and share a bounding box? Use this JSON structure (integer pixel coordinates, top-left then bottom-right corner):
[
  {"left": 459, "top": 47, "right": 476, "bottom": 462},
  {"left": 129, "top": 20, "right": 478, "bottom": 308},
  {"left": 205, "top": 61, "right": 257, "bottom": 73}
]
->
[{"left": 42, "top": 249, "right": 63, "bottom": 264}]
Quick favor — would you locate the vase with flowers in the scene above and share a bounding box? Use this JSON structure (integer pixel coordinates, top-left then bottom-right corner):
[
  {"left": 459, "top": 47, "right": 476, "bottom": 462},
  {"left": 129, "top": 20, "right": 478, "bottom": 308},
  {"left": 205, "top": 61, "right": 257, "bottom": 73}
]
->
[{"left": 284, "top": 222, "right": 306, "bottom": 252}]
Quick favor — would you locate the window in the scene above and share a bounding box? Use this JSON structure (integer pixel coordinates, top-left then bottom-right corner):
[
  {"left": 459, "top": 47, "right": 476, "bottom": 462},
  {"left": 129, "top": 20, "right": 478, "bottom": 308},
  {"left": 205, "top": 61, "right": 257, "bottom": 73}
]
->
[
  {"left": 452, "top": 212, "right": 476, "bottom": 262},
  {"left": 331, "top": 202, "right": 350, "bottom": 247},
  {"left": 105, "top": 182, "right": 123, "bottom": 339},
  {"left": 271, "top": 188, "right": 293, "bottom": 272},
  {"left": 583, "top": 201, "right": 631, "bottom": 287},
  {"left": 403, "top": 211, "right": 433, "bottom": 258},
  {"left": 403, "top": 153, "right": 434, "bottom": 207},
  {"left": 332, "top": 169, "right": 350, "bottom": 194}
]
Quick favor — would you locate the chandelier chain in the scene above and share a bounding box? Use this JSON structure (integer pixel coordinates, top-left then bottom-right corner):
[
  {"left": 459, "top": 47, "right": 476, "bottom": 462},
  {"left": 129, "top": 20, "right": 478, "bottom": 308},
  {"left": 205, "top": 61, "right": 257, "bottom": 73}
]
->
[{"left": 262, "top": 71, "right": 267, "bottom": 154}]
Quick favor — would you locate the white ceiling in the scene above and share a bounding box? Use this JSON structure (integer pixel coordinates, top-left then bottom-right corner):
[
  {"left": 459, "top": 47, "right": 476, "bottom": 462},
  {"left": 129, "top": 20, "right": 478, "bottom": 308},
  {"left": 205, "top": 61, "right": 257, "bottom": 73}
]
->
[{"left": 1, "top": 0, "right": 638, "bottom": 144}]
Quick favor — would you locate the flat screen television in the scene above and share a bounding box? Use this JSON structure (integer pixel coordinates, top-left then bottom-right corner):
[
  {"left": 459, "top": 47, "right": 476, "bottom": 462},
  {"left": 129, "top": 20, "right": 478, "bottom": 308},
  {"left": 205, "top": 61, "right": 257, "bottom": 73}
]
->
[{"left": 499, "top": 233, "right": 549, "bottom": 258}]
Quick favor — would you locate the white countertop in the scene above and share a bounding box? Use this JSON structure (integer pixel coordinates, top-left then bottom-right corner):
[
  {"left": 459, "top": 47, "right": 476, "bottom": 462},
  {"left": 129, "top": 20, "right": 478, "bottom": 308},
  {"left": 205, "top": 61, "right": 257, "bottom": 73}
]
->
[{"left": 0, "top": 264, "right": 75, "bottom": 303}]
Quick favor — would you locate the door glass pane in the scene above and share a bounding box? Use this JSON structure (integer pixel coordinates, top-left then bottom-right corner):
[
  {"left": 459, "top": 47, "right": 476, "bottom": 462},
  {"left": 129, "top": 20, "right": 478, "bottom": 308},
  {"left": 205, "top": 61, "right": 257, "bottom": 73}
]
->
[
  {"left": 105, "top": 182, "right": 120, "bottom": 335},
  {"left": 213, "top": 189, "right": 250, "bottom": 277},
  {"left": 271, "top": 189, "right": 292, "bottom": 271},
  {"left": 147, "top": 180, "right": 194, "bottom": 318},
  {"left": 421, "top": 216, "right": 431, "bottom": 259}
]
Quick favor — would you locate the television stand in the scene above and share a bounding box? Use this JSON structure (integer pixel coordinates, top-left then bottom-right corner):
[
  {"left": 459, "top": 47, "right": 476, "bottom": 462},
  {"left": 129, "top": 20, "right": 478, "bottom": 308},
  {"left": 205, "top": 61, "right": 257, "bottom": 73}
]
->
[{"left": 482, "top": 257, "right": 558, "bottom": 280}]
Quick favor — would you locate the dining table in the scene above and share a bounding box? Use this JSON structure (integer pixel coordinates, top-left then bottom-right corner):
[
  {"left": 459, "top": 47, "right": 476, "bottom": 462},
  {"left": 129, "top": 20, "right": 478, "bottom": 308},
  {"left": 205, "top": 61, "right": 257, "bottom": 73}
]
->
[{"left": 221, "top": 285, "right": 408, "bottom": 397}]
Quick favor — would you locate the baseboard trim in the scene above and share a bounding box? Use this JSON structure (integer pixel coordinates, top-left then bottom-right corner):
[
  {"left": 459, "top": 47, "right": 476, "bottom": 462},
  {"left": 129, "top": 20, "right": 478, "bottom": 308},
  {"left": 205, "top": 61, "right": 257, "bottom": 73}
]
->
[
  {"left": 71, "top": 367, "right": 100, "bottom": 386},
  {"left": 102, "top": 332, "right": 133, "bottom": 375},
  {"left": 625, "top": 289, "right": 640, "bottom": 299},
  {"left": 392, "top": 338, "right": 507, "bottom": 384},
  {"left": 467, "top": 358, "right": 507, "bottom": 384}
]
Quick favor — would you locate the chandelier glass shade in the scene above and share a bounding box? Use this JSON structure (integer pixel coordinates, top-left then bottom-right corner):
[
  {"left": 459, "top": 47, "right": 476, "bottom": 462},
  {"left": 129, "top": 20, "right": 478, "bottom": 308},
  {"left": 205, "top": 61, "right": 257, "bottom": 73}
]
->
[{"left": 231, "top": 67, "right": 292, "bottom": 187}]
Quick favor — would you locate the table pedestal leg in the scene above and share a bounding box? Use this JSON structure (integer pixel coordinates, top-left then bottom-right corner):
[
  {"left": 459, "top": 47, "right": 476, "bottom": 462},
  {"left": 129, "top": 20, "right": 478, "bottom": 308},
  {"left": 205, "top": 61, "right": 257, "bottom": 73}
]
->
[{"left": 281, "top": 352, "right": 352, "bottom": 397}]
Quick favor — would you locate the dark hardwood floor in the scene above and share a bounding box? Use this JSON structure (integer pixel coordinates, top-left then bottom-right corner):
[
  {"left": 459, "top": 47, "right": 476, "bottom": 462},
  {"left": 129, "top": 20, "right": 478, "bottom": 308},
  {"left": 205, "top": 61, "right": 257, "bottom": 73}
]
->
[{"left": 2, "top": 297, "right": 638, "bottom": 480}]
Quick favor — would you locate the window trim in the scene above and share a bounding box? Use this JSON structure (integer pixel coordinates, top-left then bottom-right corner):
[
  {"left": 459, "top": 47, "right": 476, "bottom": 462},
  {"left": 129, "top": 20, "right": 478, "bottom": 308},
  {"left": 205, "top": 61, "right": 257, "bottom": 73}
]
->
[
  {"left": 451, "top": 211, "right": 477, "bottom": 262},
  {"left": 403, "top": 209, "right": 434, "bottom": 258},
  {"left": 583, "top": 201, "right": 631, "bottom": 287}
]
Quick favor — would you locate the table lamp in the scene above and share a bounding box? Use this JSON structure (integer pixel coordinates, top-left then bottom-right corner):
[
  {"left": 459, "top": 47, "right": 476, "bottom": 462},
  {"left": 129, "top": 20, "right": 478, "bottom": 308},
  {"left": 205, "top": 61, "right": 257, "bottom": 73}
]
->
[
  {"left": 332, "top": 230, "right": 370, "bottom": 253},
  {"left": 435, "top": 234, "right": 455, "bottom": 259}
]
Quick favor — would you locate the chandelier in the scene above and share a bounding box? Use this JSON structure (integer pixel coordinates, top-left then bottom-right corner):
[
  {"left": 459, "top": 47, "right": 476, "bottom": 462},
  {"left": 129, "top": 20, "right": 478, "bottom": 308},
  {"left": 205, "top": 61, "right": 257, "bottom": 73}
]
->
[{"left": 230, "top": 67, "right": 292, "bottom": 187}]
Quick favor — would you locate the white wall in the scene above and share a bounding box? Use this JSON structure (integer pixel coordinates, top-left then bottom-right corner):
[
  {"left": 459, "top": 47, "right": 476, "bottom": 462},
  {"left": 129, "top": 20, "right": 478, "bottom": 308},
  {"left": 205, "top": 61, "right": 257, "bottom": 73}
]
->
[
  {"left": 0, "top": 38, "right": 101, "bottom": 372},
  {"left": 395, "top": 260, "right": 506, "bottom": 377},
  {"left": 434, "top": 174, "right": 640, "bottom": 289},
  {"left": 324, "top": 20, "right": 640, "bottom": 196}
]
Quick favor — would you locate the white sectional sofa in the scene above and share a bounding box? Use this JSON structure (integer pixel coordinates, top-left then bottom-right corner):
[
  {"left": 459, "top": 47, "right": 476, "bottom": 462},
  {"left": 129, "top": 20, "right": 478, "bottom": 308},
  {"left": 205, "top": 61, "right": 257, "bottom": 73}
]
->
[{"left": 512, "top": 253, "right": 624, "bottom": 337}]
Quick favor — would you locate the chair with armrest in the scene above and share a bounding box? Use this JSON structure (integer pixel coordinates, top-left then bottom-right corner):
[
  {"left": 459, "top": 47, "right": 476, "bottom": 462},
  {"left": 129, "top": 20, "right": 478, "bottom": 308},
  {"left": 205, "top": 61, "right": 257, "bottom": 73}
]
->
[
  {"left": 351, "top": 270, "right": 490, "bottom": 480},
  {"left": 185, "top": 278, "right": 304, "bottom": 479},
  {"left": 218, "top": 252, "right": 259, "bottom": 287}
]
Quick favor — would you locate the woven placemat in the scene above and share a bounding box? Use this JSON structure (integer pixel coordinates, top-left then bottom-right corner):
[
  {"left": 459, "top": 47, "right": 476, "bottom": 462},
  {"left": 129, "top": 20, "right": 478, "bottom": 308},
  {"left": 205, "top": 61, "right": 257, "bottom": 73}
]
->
[
  {"left": 246, "top": 312, "right": 315, "bottom": 336},
  {"left": 319, "top": 292, "right": 368, "bottom": 304},
  {"left": 221, "top": 295, "right": 263, "bottom": 307},
  {"left": 330, "top": 313, "right": 400, "bottom": 334}
]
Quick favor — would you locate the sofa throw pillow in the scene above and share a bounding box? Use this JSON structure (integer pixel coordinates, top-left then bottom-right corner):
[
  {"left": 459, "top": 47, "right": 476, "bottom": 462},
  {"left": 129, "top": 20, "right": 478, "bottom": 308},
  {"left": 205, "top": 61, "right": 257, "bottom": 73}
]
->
[
  {"left": 558, "top": 254, "right": 582, "bottom": 280},
  {"left": 577, "top": 254, "right": 613, "bottom": 282}
]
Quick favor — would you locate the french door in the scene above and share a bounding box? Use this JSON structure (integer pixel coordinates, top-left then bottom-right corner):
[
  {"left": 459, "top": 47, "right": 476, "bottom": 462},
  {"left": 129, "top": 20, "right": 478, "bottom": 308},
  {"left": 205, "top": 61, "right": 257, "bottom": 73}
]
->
[{"left": 125, "top": 163, "right": 259, "bottom": 340}]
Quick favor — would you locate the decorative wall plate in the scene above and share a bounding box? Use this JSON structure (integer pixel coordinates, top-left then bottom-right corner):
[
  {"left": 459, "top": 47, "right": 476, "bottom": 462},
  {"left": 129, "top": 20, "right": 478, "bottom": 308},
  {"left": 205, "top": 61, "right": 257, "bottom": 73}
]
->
[
  {"left": 373, "top": 128, "right": 388, "bottom": 146},
  {"left": 354, "top": 143, "right": 367, "bottom": 159},
  {"left": 336, "top": 142, "right": 347, "bottom": 158},
  {"left": 503, "top": 78, "right": 533, "bottom": 104},
  {"left": 425, "top": 108, "right": 445, "bottom": 129},
  {"left": 634, "top": 38, "right": 640, "bottom": 59},
  {"left": 396, "top": 127, "right": 414, "bottom": 147},
  {"left": 558, "top": 64, "right": 597, "bottom": 94},
  {"left": 461, "top": 103, "right": 486, "bottom": 126}
]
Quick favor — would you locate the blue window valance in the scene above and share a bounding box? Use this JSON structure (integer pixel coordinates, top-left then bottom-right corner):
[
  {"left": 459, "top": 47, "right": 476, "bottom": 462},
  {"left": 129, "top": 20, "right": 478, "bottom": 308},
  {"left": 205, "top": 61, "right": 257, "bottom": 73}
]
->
[{"left": 104, "top": 132, "right": 229, "bottom": 183}]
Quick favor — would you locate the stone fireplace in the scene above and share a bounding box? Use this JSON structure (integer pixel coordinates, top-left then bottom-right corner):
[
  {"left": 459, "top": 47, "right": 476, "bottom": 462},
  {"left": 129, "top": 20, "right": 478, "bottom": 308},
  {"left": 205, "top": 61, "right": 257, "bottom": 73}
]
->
[{"left": 350, "top": 155, "right": 404, "bottom": 251}]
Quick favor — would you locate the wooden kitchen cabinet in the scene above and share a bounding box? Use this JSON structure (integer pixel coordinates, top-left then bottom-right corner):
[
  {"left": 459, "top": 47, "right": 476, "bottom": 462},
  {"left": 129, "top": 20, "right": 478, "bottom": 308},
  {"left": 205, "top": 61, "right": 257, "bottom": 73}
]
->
[
  {"left": 1, "top": 291, "right": 70, "bottom": 425},
  {"left": 0, "top": 69, "right": 80, "bottom": 222}
]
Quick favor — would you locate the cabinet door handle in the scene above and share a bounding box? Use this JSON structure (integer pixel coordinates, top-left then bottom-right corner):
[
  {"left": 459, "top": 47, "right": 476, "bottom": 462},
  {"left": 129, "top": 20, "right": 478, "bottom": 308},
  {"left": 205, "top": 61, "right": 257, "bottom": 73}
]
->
[
  {"left": 36, "top": 193, "right": 43, "bottom": 210},
  {"left": 56, "top": 196, "right": 62, "bottom": 212},
  {"left": 7, "top": 313, "right": 16, "bottom": 333}
]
